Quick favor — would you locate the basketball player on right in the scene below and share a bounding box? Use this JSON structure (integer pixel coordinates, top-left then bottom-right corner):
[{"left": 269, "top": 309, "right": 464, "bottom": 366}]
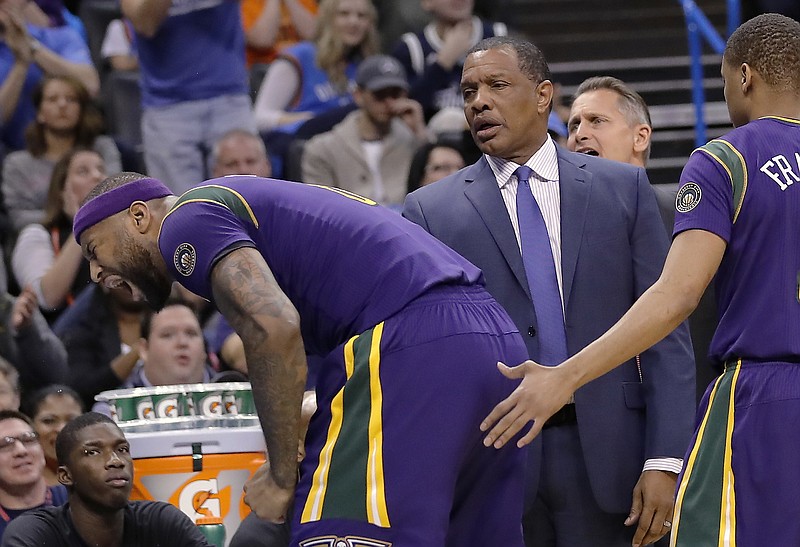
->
[{"left": 478, "top": 12, "right": 800, "bottom": 546}]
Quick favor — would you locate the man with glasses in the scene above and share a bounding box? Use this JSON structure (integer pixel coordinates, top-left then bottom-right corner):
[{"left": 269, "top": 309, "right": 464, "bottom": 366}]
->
[{"left": 0, "top": 410, "right": 67, "bottom": 541}]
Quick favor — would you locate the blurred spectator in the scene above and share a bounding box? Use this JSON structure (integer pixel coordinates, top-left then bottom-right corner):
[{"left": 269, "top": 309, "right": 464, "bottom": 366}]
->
[
  {"left": 2, "top": 75, "right": 120, "bottom": 232},
  {"left": 100, "top": 18, "right": 138, "bottom": 72},
  {"left": 122, "top": 0, "right": 256, "bottom": 195},
  {"left": 53, "top": 284, "right": 148, "bottom": 410},
  {"left": 211, "top": 129, "right": 272, "bottom": 179},
  {"left": 391, "top": 0, "right": 507, "bottom": 119},
  {"left": 405, "top": 141, "right": 465, "bottom": 193},
  {"left": 11, "top": 148, "right": 103, "bottom": 321},
  {"left": 127, "top": 300, "right": 218, "bottom": 388},
  {"left": 2, "top": 412, "right": 211, "bottom": 546},
  {"left": 242, "top": 0, "right": 317, "bottom": 68},
  {"left": 30, "top": 0, "right": 87, "bottom": 41},
  {"left": 91, "top": 300, "right": 228, "bottom": 415},
  {"left": 302, "top": 54, "right": 428, "bottom": 208},
  {"left": 0, "top": 410, "right": 68, "bottom": 541},
  {"left": 252, "top": 0, "right": 378, "bottom": 175},
  {"left": 0, "top": 360, "right": 19, "bottom": 412},
  {"left": 0, "top": 290, "right": 68, "bottom": 394},
  {"left": 23, "top": 385, "right": 82, "bottom": 487},
  {"left": 371, "top": 0, "right": 430, "bottom": 51},
  {"left": 0, "top": 0, "right": 99, "bottom": 152}
]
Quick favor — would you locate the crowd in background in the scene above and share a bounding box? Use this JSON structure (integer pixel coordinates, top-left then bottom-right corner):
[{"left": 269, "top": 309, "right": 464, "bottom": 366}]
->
[{"left": 0, "top": 0, "right": 796, "bottom": 545}]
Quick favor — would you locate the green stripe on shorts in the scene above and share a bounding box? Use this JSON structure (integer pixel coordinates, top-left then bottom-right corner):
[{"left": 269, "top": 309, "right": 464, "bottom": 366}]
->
[
  {"left": 320, "top": 328, "right": 375, "bottom": 521},
  {"left": 672, "top": 363, "right": 740, "bottom": 546}
]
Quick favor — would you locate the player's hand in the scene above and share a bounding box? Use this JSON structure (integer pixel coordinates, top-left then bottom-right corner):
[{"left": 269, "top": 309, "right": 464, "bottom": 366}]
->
[
  {"left": 480, "top": 360, "right": 575, "bottom": 448},
  {"left": 243, "top": 462, "right": 295, "bottom": 523},
  {"left": 626, "top": 470, "right": 677, "bottom": 547}
]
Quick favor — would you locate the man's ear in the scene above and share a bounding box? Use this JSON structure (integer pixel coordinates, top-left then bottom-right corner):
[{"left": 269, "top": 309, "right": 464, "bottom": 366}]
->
[
  {"left": 128, "top": 201, "right": 151, "bottom": 234},
  {"left": 740, "top": 62, "right": 754, "bottom": 94},
  {"left": 633, "top": 123, "right": 652, "bottom": 154},
  {"left": 536, "top": 80, "right": 554, "bottom": 115},
  {"left": 58, "top": 465, "right": 73, "bottom": 487}
]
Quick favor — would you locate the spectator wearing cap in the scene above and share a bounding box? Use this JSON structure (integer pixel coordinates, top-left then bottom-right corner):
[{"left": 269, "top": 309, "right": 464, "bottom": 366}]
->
[{"left": 301, "top": 54, "right": 429, "bottom": 209}]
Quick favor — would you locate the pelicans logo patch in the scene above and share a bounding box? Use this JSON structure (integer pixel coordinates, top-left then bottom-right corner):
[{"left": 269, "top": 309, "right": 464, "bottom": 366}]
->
[
  {"left": 174, "top": 243, "right": 196, "bottom": 277},
  {"left": 675, "top": 182, "right": 702, "bottom": 213}
]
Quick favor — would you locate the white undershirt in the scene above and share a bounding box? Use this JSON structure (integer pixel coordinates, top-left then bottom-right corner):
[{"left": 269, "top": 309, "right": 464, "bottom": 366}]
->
[{"left": 362, "top": 140, "right": 385, "bottom": 204}]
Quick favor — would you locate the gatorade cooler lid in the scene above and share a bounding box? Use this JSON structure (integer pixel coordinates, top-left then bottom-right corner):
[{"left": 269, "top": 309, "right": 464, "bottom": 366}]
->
[{"left": 95, "top": 382, "right": 252, "bottom": 402}]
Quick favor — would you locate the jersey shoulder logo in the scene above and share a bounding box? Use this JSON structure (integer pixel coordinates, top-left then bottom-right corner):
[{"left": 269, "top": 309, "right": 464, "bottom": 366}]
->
[
  {"left": 676, "top": 182, "right": 702, "bottom": 213},
  {"left": 174, "top": 243, "right": 197, "bottom": 276}
]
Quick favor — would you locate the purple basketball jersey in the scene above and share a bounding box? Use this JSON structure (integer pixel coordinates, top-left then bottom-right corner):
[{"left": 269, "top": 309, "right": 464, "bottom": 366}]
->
[
  {"left": 674, "top": 116, "right": 800, "bottom": 364},
  {"left": 157, "top": 176, "right": 484, "bottom": 356}
]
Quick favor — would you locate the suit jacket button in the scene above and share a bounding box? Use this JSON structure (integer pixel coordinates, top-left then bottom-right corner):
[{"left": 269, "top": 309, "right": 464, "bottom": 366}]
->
[{"left": 528, "top": 327, "right": 536, "bottom": 337}]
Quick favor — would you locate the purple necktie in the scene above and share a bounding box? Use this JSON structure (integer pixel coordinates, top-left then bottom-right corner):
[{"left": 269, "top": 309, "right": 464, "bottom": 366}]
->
[{"left": 515, "top": 165, "right": 568, "bottom": 365}]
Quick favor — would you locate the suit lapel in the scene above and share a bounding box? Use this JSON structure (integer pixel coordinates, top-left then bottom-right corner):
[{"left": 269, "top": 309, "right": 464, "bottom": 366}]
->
[
  {"left": 463, "top": 158, "right": 531, "bottom": 299},
  {"left": 558, "top": 148, "right": 592, "bottom": 310}
]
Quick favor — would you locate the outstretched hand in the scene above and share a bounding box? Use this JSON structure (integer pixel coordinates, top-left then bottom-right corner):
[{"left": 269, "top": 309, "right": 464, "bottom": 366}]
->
[{"left": 480, "top": 360, "right": 576, "bottom": 448}]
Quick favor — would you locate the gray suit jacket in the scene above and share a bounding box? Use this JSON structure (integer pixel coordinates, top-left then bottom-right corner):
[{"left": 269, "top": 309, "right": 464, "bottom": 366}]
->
[{"left": 403, "top": 147, "right": 696, "bottom": 512}]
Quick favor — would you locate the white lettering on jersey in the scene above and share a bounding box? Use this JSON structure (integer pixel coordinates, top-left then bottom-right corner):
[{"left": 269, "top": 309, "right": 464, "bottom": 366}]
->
[{"left": 760, "top": 153, "right": 800, "bottom": 191}]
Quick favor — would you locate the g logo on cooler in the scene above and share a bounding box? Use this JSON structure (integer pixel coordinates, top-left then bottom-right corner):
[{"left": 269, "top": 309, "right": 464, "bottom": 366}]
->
[
  {"left": 174, "top": 243, "right": 197, "bottom": 277},
  {"left": 155, "top": 397, "right": 179, "bottom": 418},
  {"left": 201, "top": 394, "right": 223, "bottom": 416},
  {"left": 136, "top": 399, "right": 154, "bottom": 420}
]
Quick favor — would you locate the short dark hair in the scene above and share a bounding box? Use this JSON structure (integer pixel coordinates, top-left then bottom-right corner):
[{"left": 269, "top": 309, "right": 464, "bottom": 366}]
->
[
  {"left": 467, "top": 36, "right": 552, "bottom": 83},
  {"left": 140, "top": 297, "right": 201, "bottom": 339},
  {"left": 211, "top": 129, "right": 267, "bottom": 168},
  {"left": 55, "top": 412, "right": 119, "bottom": 466},
  {"left": 0, "top": 409, "right": 34, "bottom": 428},
  {"left": 23, "top": 385, "right": 84, "bottom": 420},
  {"left": 725, "top": 13, "right": 800, "bottom": 93},
  {"left": 81, "top": 171, "right": 149, "bottom": 207}
]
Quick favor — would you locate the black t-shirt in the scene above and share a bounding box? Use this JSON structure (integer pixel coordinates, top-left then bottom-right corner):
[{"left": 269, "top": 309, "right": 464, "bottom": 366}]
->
[{"left": 0, "top": 501, "right": 211, "bottom": 546}]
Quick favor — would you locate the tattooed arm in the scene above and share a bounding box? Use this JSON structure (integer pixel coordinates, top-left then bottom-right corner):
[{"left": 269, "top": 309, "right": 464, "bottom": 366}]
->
[{"left": 211, "top": 246, "right": 307, "bottom": 520}]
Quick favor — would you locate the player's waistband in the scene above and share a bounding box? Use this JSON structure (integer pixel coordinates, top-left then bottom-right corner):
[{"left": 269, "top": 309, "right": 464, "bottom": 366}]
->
[
  {"left": 724, "top": 357, "right": 800, "bottom": 370},
  {"left": 404, "top": 283, "right": 495, "bottom": 309}
]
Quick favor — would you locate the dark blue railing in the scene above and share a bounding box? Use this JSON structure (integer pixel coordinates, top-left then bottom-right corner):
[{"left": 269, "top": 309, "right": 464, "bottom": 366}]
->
[{"left": 678, "top": 0, "right": 740, "bottom": 145}]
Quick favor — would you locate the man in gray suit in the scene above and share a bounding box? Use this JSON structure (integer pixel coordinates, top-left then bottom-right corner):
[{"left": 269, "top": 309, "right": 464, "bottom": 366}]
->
[
  {"left": 566, "top": 76, "right": 719, "bottom": 404},
  {"left": 403, "top": 37, "right": 696, "bottom": 547}
]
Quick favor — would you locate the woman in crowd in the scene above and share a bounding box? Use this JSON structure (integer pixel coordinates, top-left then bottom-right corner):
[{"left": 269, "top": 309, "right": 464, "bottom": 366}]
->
[
  {"left": 2, "top": 75, "right": 119, "bottom": 232},
  {"left": 24, "top": 384, "right": 83, "bottom": 486},
  {"left": 11, "top": 148, "right": 104, "bottom": 321},
  {"left": 406, "top": 142, "right": 466, "bottom": 193},
  {"left": 252, "top": 0, "right": 378, "bottom": 175}
]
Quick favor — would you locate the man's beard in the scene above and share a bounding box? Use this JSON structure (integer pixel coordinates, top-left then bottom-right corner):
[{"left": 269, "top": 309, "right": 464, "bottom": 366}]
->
[{"left": 117, "top": 236, "right": 172, "bottom": 311}]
